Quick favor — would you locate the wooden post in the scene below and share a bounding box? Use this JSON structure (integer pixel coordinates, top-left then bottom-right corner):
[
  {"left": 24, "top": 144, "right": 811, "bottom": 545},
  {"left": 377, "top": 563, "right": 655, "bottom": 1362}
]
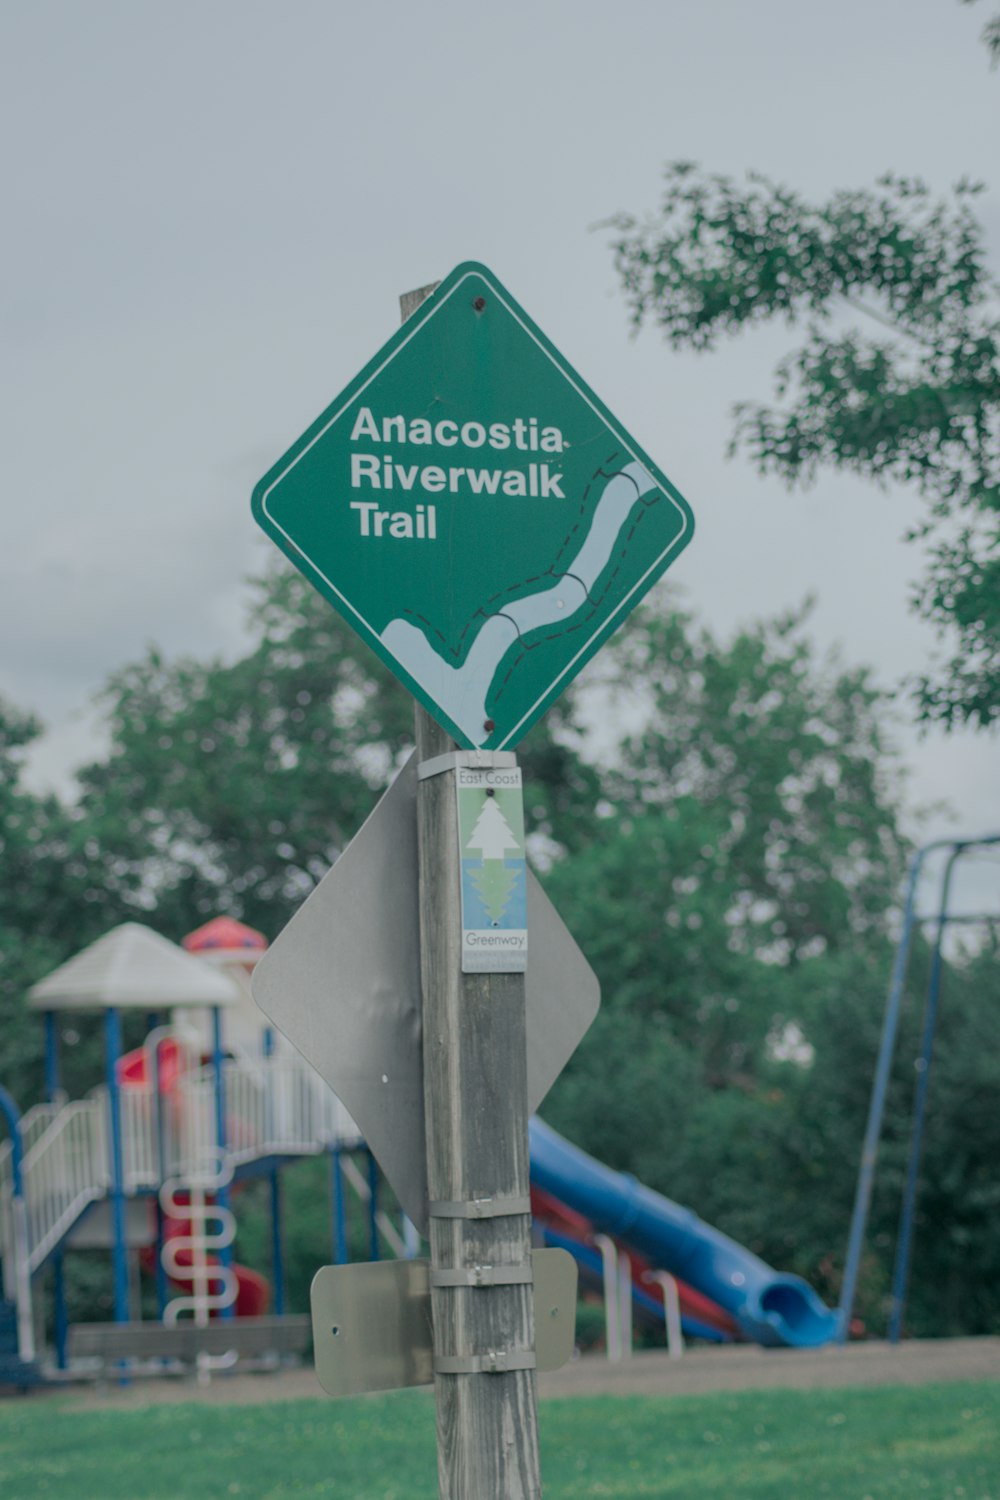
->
[{"left": 403, "top": 285, "right": 541, "bottom": 1500}]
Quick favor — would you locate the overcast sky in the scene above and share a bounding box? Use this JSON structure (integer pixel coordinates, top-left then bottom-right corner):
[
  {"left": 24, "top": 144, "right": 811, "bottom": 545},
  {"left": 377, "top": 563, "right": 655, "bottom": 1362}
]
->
[{"left": 2, "top": 0, "right": 998, "bottom": 913}]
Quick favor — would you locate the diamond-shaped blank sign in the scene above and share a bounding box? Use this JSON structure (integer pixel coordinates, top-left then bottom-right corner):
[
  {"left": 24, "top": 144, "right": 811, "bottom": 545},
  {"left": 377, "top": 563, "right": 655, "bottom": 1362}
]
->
[
  {"left": 252, "top": 262, "right": 694, "bottom": 751},
  {"left": 251, "top": 755, "right": 599, "bottom": 1233}
]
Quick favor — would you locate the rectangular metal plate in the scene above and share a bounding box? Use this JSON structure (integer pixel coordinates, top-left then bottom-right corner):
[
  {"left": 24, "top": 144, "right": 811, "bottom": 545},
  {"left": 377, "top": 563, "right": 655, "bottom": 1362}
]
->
[
  {"left": 532, "top": 1247, "right": 578, "bottom": 1373},
  {"left": 311, "top": 1259, "right": 433, "bottom": 1399},
  {"left": 456, "top": 766, "right": 527, "bottom": 973},
  {"left": 311, "top": 1248, "right": 577, "bottom": 1398}
]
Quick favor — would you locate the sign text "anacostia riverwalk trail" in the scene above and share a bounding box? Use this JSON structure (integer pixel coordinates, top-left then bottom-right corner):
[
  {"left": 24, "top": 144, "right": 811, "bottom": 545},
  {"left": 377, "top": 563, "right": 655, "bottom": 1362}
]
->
[
  {"left": 252, "top": 262, "right": 695, "bottom": 750},
  {"left": 349, "top": 407, "right": 570, "bottom": 538}
]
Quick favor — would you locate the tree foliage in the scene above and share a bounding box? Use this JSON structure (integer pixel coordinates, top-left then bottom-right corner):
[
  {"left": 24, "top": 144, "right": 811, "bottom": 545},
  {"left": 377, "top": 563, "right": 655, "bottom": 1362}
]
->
[
  {"left": 549, "top": 605, "right": 906, "bottom": 1077},
  {"left": 538, "top": 606, "right": 941, "bottom": 1322},
  {"left": 606, "top": 164, "right": 1000, "bottom": 730},
  {"left": 963, "top": 0, "right": 1000, "bottom": 65},
  {"left": 0, "top": 700, "right": 123, "bottom": 1103},
  {"left": 3, "top": 568, "right": 999, "bottom": 1336},
  {"left": 75, "top": 564, "right": 602, "bottom": 940}
]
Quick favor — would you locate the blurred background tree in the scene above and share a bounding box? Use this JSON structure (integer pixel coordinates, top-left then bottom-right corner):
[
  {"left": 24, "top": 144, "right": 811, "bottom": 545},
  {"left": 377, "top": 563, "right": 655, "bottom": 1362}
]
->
[
  {"left": 3, "top": 579, "right": 998, "bottom": 1334},
  {"left": 605, "top": 164, "right": 1000, "bottom": 731}
]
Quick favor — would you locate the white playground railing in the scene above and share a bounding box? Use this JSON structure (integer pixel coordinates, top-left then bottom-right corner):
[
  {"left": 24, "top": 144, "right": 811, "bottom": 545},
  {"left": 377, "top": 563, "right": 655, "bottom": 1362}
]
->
[
  {"left": 0, "top": 1046, "right": 367, "bottom": 1291},
  {"left": 213, "top": 1055, "right": 362, "bottom": 1166},
  {"left": 0, "top": 1104, "right": 65, "bottom": 1296},
  {"left": 22, "top": 1100, "right": 109, "bottom": 1274},
  {"left": 18, "top": 1103, "right": 64, "bottom": 1157}
]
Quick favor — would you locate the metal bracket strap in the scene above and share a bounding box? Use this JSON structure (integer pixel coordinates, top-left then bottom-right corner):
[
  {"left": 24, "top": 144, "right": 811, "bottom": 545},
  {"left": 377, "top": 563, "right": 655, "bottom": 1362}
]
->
[
  {"left": 429, "top": 1194, "right": 532, "bottom": 1220},
  {"left": 430, "top": 1264, "right": 534, "bottom": 1288},
  {"left": 434, "top": 1349, "right": 537, "bottom": 1375},
  {"left": 417, "top": 750, "right": 518, "bottom": 781}
]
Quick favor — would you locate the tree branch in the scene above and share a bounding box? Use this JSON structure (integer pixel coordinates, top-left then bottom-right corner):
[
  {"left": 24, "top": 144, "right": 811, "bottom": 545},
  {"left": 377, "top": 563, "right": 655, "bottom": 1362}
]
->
[{"left": 840, "top": 294, "right": 938, "bottom": 349}]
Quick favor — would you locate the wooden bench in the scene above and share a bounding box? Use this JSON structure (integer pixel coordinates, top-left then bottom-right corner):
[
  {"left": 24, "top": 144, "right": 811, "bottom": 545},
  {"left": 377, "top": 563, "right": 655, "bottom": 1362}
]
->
[{"left": 67, "top": 1315, "right": 311, "bottom": 1370}]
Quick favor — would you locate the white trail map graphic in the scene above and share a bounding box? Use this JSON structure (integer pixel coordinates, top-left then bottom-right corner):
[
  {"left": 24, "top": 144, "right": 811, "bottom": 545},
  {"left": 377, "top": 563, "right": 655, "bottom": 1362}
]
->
[{"left": 381, "top": 460, "right": 655, "bottom": 743}]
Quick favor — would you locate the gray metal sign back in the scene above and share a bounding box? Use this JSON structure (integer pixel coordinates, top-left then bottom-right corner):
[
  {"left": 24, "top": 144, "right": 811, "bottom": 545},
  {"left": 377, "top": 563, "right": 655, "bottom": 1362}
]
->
[{"left": 251, "top": 755, "right": 600, "bottom": 1233}]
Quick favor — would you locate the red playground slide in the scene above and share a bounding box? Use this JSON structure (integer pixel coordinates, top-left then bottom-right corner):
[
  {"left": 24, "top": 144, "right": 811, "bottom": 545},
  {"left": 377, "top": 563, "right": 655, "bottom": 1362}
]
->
[
  {"left": 147, "top": 1199, "right": 270, "bottom": 1317},
  {"left": 119, "top": 1040, "right": 271, "bottom": 1318}
]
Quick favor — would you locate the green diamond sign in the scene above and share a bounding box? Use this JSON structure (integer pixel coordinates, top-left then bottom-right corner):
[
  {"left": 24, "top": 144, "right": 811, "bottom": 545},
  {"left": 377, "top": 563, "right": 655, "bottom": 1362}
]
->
[{"left": 252, "top": 262, "right": 694, "bottom": 749}]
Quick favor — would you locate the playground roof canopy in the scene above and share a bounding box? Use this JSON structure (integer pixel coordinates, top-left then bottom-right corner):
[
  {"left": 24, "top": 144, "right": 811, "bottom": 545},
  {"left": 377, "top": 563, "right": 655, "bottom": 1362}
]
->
[
  {"left": 183, "top": 915, "right": 268, "bottom": 961},
  {"left": 28, "top": 922, "right": 243, "bottom": 1012}
]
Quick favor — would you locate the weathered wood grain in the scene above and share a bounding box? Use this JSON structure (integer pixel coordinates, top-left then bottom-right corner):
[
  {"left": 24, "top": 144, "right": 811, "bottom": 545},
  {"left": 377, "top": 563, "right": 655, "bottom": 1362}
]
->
[{"left": 415, "top": 710, "right": 541, "bottom": 1500}]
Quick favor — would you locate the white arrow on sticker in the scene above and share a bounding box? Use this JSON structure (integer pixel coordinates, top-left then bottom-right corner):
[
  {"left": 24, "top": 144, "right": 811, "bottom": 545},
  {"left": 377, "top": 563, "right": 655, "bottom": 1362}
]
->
[{"left": 466, "top": 798, "right": 521, "bottom": 862}]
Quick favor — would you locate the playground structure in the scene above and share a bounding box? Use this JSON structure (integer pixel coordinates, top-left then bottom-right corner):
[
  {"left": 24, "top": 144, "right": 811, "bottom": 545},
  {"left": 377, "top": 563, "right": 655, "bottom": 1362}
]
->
[
  {"left": 0, "top": 919, "right": 386, "bottom": 1386},
  {"left": 1, "top": 916, "right": 841, "bottom": 1389},
  {"left": 839, "top": 833, "right": 1000, "bottom": 1343}
]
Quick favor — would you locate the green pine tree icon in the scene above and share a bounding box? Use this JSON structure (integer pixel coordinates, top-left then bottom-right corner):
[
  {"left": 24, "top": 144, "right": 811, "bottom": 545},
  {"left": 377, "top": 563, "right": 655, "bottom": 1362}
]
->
[{"left": 466, "top": 798, "right": 520, "bottom": 924}]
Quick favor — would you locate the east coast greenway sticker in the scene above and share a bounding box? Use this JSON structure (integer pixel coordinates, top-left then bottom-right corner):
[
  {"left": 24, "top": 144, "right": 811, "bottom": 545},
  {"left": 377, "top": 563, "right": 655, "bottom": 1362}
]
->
[
  {"left": 252, "top": 262, "right": 695, "bottom": 750},
  {"left": 456, "top": 765, "right": 527, "bottom": 974}
]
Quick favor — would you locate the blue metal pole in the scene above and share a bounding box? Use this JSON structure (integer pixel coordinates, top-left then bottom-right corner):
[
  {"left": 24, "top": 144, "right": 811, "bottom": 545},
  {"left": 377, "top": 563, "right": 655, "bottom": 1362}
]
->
[
  {"left": 152, "top": 1036, "right": 169, "bottom": 1320},
  {"left": 261, "top": 1025, "right": 285, "bottom": 1314},
  {"left": 52, "top": 1256, "right": 68, "bottom": 1368},
  {"left": 837, "top": 843, "right": 941, "bottom": 1341},
  {"left": 154, "top": 1207, "right": 169, "bottom": 1319},
  {"left": 368, "top": 1149, "right": 379, "bottom": 1262},
  {"left": 44, "top": 1014, "right": 68, "bottom": 1367},
  {"left": 212, "top": 1006, "right": 235, "bottom": 1321},
  {"left": 0, "top": 1086, "right": 34, "bottom": 1362},
  {"left": 262, "top": 1025, "right": 275, "bottom": 1144},
  {"left": 44, "top": 1012, "right": 60, "bottom": 1102},
  {"left": 839, "top": 833, "right": 1000, "bottom": 1342},
  {"left": 212, "top": 1006, "right": 228, "bottom": 1169},
  {"left": 105, "top": 1006, "right": 130, "bottom": 1327},
  {"left": 0, "top": 1089, "right": 24, "bottom": 1196},
  {"left": 331, "top": 1147, "right": 348, "bottom": 1265},
  {"left": 887, "top": 846, "right": 962, "bottom": 1342}
]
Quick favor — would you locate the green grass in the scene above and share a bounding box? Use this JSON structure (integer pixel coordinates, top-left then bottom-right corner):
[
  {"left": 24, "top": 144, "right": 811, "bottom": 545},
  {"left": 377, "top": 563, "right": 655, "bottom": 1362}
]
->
[{"left": 0, "top": 1381, "right": 996, "bottom": 1499}]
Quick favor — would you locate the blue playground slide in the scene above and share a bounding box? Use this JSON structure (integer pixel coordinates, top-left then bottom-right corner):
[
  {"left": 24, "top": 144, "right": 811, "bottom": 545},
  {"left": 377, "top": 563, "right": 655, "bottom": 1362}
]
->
[{"left": 529, "top": 1117, "right": 838, "bottom": 1349}]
